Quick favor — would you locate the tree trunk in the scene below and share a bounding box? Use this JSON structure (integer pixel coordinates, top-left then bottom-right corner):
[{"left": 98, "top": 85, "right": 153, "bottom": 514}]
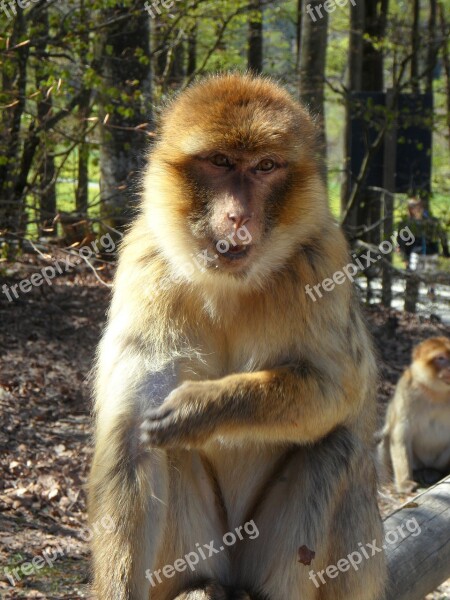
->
[
  {"left": 0, "top": 11, "right": 29, "bottom": 240},
  {"left": 295, "top": 0, "right": 302, "bottom": 70},
  {"left": 170, "top": 40, "right": 185, "bottom": 87},
  {"left": 76, "top": 0, "right": 91, "bottom": 216},
  {"left": 35, "top": 6, "right": 57, "bottom": 236},
  {"left": 381, "top": 90, "right": 397, "bottom": 307},
  {"left": 98, "top": 4, "right": 152, "bottom": 231},
  {"left": 76, "top": 129, "right": 90, "bottom": 215},
  {"left": 439, "top": 3, "right": 450, "bottom": 154},
  {"left": 38, "top": 152, "right": 57, "bottom": 237},
  {"left": 342, "top": 0, "right": 389, "bottom": 246},
  {"left": 411, "top": 0, "right": 421, "bottom": 94},
  {"left": 187, "top": 24, "right": 197, "bottom": 77},
  {"left": 153, "top": 15, "right": 167, "bottom": 85},
  {"left": 361, "top": 0, "right": 388, "bottom": 92},
  {"left": 426, "top": 0, "right": 438, "bottom": 95},
  {"left": 421, "top": 0, "right": 438, "bottom": 210},
  {"left": 247, "top": 0, "right": 263, "bottom": 74},
  {"left": 298, "top": 0, "right": 329, "bottom": 178},
  {"left": 341, "top": 0, "right": 364, "bottom": 217}
]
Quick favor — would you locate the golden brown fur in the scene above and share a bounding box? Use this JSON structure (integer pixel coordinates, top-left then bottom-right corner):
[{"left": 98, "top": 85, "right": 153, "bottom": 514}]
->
[
  {"left": 89, "top": 73, "right": 386, "bottom": 600},
  {"left": 378, "top": 336, "right": 450, "bottom": 492}
]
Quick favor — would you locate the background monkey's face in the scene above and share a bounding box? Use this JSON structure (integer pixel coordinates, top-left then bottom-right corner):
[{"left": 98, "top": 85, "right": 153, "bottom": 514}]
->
[
  {"left": 434, "top": 354, "right": 450, "bottom": 386},
  {"left": 145, "top": 74, "right": 327, "bottom": 286},
  {"left": 412, "top": 337, "right": 450, "bottom": 393}
]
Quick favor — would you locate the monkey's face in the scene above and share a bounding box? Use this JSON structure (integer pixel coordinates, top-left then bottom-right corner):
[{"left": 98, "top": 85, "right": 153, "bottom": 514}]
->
[
  {"left": 412, "top": 337, "right": 450, "bottom": 394},
  {"left": 146, "top": 74, "right": 327, "bottom": 286},
  {"left": 183, "top": 149, "right": 292, "bottom": 274},
  {"left": 432, "top": 353, "right": 450, "bottom": 386}
]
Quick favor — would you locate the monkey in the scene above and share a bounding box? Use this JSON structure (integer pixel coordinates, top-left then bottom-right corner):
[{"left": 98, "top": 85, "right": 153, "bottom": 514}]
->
[
  {"left": 88, "top": 73, "right": 386, "bottom": 600},
  {"left": 378, "top": 336, "right": 450, "bottom": 493}
]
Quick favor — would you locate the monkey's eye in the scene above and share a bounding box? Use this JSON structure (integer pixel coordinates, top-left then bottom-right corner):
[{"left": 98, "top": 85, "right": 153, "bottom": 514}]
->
[
  {"left": 210, "top": 154, "right": 232, "bottom": 168},
  {"left": 255, "top": 158, "right": 276, "bottom": 173},
  {"left": 435, "top": 355, "right": 449, "bottom": 366}
]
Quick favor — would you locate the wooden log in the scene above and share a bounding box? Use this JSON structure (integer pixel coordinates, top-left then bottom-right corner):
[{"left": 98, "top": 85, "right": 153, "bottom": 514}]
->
[{"left": 384, "top": 476, "right": 450, "bottom": 600}]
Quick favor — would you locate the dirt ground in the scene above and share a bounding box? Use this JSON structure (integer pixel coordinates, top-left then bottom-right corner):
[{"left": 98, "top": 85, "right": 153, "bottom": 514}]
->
[{"left": 0, "top": 256, "right": 449, "bottom": 599}]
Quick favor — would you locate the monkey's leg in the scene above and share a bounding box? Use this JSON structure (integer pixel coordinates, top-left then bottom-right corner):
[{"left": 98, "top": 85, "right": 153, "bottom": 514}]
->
[
  {"left": 89, "top": 425, "right": 170, "bottom": 600},
  {"left": 91, "top": 443, "right": 229, "bottom": 600},
  {"left": 234, "top": 431, "right": 386, "bottom": 600},
  {"left": 376, "top": 433, "right": 391, "bottom": 485},
  {"left": 390, "top": 426, "right": 414, "bottom": 492}
]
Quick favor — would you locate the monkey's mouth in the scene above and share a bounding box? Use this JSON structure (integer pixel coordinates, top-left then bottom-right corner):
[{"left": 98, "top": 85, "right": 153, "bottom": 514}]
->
[
  {"left": 221, "top": 244, "right": 251, "bottom": 261},
  {"left": 214, "top": 244, "right": 251, "bottom": 264}
]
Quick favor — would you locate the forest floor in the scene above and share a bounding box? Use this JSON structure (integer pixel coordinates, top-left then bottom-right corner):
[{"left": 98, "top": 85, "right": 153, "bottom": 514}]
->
[{"left": 0, "top": 256, "right": 449, "bottom": 599}]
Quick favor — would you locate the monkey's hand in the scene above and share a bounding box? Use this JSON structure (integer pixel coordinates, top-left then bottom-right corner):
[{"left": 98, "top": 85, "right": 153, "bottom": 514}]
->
[{"left": 140, "top": 380, "right": 224, "bottom": 448}]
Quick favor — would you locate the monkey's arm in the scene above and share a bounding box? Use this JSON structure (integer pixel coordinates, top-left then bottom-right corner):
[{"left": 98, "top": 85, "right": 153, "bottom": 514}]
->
[
  {"left": 141, "top": 360, "right": 367, "bottom": 448},
  {"left": 89, "top": 344, "right": 171, "bottom": 600},
  {"left": 387, "top": 378, "right": 415, "bottom": 492},
  {"left": 390, "top": 423, "right": 414, "bottom": 492}
]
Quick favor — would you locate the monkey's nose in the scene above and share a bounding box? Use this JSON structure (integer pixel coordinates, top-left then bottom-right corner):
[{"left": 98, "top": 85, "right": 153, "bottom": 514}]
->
[{"left": 228, "top": 213, "right": 251, "bottom": 230}]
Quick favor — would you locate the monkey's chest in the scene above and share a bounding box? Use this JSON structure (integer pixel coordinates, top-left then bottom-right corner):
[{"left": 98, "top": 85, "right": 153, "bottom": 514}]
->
[{"left": 413, "top": 412, "right": 450, "bottom": 469}]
